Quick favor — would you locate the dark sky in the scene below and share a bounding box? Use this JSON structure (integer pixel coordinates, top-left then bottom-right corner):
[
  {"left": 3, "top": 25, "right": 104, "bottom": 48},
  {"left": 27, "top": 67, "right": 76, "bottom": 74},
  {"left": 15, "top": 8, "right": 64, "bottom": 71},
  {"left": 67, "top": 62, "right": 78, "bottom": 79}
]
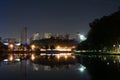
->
[{"left": 0, "top": 0, "right": 120, "bottom": 39}]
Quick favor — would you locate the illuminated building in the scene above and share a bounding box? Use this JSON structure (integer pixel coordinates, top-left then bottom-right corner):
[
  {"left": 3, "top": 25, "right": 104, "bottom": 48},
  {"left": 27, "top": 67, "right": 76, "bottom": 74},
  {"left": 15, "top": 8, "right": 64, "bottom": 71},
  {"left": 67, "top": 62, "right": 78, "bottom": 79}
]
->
[
  {"left": 21, "top": 27, "right": 28, "bottom": 44},
  {"left": 32, "top": 32, "right": 40, "bottom": 40},
  {"left": 55, "top": 34, "right": 69, "bottom": 40},
  {"left": 44, "top": 32, "right": 52, "bottom": 39},
  {"left": 3, "top": 38, "right": 16, "bottom": 45}
]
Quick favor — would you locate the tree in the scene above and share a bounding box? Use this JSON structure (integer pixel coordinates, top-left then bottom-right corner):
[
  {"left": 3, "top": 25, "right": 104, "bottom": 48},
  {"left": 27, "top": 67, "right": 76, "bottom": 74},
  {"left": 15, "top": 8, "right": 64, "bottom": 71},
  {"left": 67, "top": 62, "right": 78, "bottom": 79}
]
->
[{"left": 77, "top": 9, "right": 120, "bottom": 51}]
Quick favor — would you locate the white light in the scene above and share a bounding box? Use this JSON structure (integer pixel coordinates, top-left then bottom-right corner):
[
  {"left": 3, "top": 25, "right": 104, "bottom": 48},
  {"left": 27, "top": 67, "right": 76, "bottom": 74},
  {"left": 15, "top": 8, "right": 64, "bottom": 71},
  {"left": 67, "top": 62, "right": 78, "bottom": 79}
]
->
[
  {"left": 15, "top": 58, "right": 21, "bottom": 62},
  {"left": 79, "top": 67, "right": 84, "bottom": 72},
  {"left": 16, "top": 43, "right": 21, "bottom": 46},
  {"left": 78, "top": 64, "right": 86, "bottom": 72},
  {"left": 3, "top": 43, "right": 9, "bottom": 45},
  {"left": 79, "top": 35, "right": 87, "bottom": 41},
  {"left": 3, "top": 59, "right": 8, "bottom": 62},
  {"left": 107, "top": 62, "right": 109, "bottom": 65},
  {"left": 31, "top": 54, "right": 35, "bottom": 61}
]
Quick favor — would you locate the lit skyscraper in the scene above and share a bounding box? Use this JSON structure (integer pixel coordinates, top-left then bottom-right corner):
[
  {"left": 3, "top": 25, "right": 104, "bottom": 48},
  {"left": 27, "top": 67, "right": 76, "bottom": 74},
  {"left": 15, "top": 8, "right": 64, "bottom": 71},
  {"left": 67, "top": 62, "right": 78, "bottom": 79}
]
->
[
  {"left": 44, "top": 32, "right": 52, "bottom": 39},
  {"left": 21, "top": 27, "right": 28, "bottom": 44}
]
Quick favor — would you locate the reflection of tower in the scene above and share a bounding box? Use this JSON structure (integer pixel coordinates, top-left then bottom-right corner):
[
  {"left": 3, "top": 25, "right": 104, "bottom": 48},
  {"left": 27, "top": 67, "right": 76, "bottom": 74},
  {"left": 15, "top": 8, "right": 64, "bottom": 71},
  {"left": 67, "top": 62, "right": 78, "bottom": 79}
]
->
[
  {"left": 21, "top": 27, "right": 27, "bottom": 44},
  {"left": 20, "top": 60, "right": 27, "bottom": 80}
]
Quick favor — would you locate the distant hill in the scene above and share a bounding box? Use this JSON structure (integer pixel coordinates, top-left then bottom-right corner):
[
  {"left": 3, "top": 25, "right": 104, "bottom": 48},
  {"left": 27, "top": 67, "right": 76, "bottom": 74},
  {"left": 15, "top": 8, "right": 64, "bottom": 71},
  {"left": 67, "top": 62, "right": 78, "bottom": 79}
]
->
[{"left": 77, "top": 9, "right": 120, "bottom": 51}]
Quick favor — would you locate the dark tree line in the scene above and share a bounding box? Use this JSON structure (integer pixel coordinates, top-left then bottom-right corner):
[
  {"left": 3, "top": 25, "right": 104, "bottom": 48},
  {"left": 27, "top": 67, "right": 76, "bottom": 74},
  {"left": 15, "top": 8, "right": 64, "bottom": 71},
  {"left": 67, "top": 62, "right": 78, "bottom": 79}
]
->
[{"left": 77, "top": 9, "right": 120, "bottom": 51}]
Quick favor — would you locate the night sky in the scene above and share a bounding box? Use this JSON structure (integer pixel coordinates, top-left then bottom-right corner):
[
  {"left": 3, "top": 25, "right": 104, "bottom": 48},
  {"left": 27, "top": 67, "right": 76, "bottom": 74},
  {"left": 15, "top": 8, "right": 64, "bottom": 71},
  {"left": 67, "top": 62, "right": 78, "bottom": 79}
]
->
[{"left": 0, "top": 0, "right": 120, "bottom": 39}]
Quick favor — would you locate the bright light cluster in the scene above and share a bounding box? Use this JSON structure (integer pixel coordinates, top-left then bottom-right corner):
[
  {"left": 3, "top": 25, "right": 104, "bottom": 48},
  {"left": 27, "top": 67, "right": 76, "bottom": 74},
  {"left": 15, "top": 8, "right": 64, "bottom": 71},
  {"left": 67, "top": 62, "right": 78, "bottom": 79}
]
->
[
  {"left": 79, "top": 34, "right": 87, "bottom": 41},
  {"left": 55, "top": 45, "right": 75, "bottom": 51},
  {"left": 78, "top": 64, "right": 86, "bottom": 72}
]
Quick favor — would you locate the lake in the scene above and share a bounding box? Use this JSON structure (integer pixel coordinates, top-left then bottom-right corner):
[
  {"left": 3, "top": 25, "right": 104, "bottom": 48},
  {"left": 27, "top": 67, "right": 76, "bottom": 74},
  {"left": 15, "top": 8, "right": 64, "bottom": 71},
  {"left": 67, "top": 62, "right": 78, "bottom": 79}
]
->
[{"left": 0, "top": 53, "right": 120, "bottom": 80}]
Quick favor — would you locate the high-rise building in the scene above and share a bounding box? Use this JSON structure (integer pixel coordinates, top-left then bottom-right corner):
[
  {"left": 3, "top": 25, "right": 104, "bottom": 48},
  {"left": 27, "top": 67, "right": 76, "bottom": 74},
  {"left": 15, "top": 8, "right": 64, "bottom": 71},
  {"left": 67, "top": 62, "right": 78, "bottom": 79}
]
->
[
  {"left": 21, "top": 27, "right": 28, "bottom": 44},
  {"left": 32, "top": 32, "right": 40, "bottom": 40},
  {"left": 44, "top": 32, "right": 52, "bottom": 39}
]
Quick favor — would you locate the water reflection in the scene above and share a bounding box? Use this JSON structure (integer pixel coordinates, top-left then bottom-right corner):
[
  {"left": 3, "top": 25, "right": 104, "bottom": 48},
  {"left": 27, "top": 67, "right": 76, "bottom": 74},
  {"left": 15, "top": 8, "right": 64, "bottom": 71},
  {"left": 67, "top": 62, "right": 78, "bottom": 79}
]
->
[
  {"left": 1, "top": 53, "right": 120, "bottom": 80},
  {"left": 75, "top": 54, "right": 120, "bottom": 80},
  {"left": 30, "top": 53, "right": 77, "bottom": 71}
]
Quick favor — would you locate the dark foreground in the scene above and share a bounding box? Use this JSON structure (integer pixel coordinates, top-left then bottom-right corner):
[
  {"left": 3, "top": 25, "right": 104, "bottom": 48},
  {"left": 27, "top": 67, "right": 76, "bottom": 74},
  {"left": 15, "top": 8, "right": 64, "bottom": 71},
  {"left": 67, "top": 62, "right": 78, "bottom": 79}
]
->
[{"left": 0, "top": 53, "right": 120, "bottom": 80}]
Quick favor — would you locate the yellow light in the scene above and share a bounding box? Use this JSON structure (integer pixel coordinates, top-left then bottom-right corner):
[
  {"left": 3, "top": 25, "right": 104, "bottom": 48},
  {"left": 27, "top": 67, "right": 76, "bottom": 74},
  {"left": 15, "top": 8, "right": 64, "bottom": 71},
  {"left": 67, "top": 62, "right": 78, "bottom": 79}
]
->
[
  {"left": 65, "top": 55, "right": 68, "bottom": 60},
  {"left": 31, "top": 54, "right": 35, "bottom": 61},
  {"left": 9, "top": 55, "right": 13, "bottom": 61},
  {"left": 31, "top": 44, "right": 36, "bottom": 50},
  {"left": 9, "top": 44, "right": 14, "bottom": 49},
  {"left": 72, "top": 46, "right": 75, "bottom": 48},
  {"left": 72, "top": 55, "right": 76, "bottom": 59},
  {"left": 56, "top": 45, "right": 60, "bottom": 49},
  {"left": 56, "top": 54, "right": 60, "bottom": 60}
]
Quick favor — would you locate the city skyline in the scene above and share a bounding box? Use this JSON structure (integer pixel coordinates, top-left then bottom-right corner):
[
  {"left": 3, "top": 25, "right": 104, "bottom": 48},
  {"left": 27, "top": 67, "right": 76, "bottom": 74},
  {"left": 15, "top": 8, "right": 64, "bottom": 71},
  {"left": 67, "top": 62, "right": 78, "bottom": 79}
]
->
[{"left": 0, "top": 0, "right": 120, "bottom": 39}]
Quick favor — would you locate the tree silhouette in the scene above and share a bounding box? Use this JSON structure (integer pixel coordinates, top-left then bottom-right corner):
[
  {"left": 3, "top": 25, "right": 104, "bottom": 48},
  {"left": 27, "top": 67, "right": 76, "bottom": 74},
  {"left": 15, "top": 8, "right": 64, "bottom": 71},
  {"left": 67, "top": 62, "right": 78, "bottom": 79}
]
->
[{"left": 77, "top": 9, "right": 120, "bottom": 51}]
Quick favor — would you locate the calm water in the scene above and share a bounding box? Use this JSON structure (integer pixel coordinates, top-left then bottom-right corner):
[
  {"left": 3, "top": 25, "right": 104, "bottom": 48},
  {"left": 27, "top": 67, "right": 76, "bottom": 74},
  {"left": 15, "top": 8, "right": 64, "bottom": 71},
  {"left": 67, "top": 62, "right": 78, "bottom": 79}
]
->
[{"left": 0, "top": 53, "right": 120, "bottom": 80}]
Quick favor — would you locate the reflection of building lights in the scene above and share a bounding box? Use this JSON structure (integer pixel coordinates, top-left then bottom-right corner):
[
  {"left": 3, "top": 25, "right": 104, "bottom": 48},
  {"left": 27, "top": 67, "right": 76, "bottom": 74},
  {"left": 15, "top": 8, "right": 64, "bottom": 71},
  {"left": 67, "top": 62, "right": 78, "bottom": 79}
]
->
[
  {"left": 57, "top": 55, "right": 60, "bottom": 60},
  {"left": 56, "top": 53, "right": 73, "bottom": 60},
  {"left": 31, "top": 54, "right": 35, "bottom": 61},
  {"left": 113, "top": 60, "right": 116, "bottom": 63},
  {"left": 33, "top": 64, "right": 39, "bottom": 71},
  {"left": 72, "top": 46, "right": 75, "bottom": 49},
  {"left": 44, "top": 66, "right": 51, "bottom": 71},
  {"left": 65, "top": 55, "right": 68, "bottom": 59},
  {"left": 107, "top": 62, "right": 110, "bottom": 65},
  {"left": 72, "top": 56, "right": 76, "bottom": 59},
  {"left": 9, "top": 55, "right": 13, "bottom": 61},
  {"left": 56, "top": 45, "right": 60, "bottom": 49},
  {"left": 78, "top": 64, "right": 86, "bottom": 72}
]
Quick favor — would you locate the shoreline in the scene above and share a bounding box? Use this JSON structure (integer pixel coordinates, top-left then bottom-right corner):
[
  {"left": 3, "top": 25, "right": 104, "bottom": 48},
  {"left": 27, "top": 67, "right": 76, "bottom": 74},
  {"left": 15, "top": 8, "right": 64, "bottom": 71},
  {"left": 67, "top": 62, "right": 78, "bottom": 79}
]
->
[
  {"left": 74, "top": 52, "right": 120, "bottom": 55},
  {"left": 1, "top": 50, "right": 120, "bottom": 55},
  {"left": 0, "top": 50, "right": 72, "bottom": 54}
]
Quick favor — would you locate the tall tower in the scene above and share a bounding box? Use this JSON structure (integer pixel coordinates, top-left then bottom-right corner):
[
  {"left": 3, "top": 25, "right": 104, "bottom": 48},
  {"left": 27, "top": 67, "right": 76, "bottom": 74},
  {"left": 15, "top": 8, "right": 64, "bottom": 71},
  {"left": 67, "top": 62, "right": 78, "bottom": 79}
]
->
[{"left": 21, "top": 27, "right": 28, "bottom": 45}]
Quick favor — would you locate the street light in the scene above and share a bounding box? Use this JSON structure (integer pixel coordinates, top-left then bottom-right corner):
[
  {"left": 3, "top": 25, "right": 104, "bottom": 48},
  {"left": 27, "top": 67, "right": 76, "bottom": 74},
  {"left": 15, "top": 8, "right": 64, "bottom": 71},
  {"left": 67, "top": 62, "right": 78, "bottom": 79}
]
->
[
  {"left": 31, "top": 44, "right": 36, "bottom": 51},
  {"left": 31, "top": 54, "right": 35, "bottom": 61},
  {"left": 9, "top": 44, "right": 14, "bottom": 50}
]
